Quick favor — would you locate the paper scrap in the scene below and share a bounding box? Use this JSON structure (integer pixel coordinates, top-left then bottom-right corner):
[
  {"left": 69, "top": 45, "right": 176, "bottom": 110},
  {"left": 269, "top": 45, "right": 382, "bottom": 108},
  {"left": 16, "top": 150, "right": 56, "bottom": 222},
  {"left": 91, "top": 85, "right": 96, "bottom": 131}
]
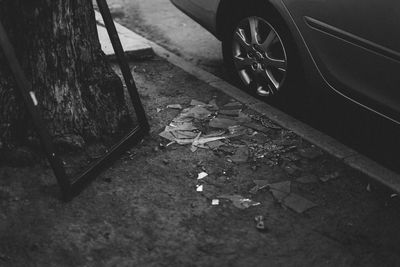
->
[
  {"left": 250, "top": 180, "right": 270, "bottom": 194},
  {"left": 197, "top": 172, "right": 208, "bottom": 180},
  {"left": 211, "top": 199, "right": 220, "bottom": 206},
  {"left": 218, "top": 194, "right": 260, "bottom": 209},
  {"left": 209, "top": 117, "right": 239, "bottom": 129},
  {"left": 167, "top": 104, "right": 183, "bottom": 109}
]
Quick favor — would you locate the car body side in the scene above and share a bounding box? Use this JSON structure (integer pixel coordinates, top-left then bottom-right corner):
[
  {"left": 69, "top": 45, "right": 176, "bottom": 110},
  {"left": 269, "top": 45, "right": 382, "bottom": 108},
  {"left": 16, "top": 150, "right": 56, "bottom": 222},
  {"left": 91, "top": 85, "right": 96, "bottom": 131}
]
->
[{"left": 171, "top": 0, "right": 400, "bottom": 124}]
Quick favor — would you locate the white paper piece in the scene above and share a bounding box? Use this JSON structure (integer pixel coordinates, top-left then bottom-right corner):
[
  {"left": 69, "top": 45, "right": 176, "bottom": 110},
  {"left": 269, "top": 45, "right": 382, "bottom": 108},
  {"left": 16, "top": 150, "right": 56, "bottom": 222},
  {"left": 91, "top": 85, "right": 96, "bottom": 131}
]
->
[
  {"left": 30, "top": 91, "right": 38, "bottom": 106},
  {"left": 211, "top": 199, "right": 220, "bottom": 206},
  {"left": 197, "top": 172, "right": 208, "bottom": 180},
  {"left": 196, "top": 185, "right": 203, "bottom": 192}
]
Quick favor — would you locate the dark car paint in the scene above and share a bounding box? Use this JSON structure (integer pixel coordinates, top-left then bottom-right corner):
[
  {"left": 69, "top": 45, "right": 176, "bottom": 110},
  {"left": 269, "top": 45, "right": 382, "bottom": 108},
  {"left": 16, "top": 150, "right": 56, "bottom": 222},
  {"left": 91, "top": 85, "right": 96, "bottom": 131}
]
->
[{"left": 171, "top": 0, "right": 400, "bottom": 123}]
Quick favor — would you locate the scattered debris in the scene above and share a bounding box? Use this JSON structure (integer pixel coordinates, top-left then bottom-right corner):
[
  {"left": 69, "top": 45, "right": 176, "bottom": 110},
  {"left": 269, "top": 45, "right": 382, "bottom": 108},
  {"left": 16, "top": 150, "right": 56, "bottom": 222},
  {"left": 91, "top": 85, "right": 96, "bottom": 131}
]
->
[
  {"left": 196, "top": 185, "right": 204, "bottom": 192},
  {"left": 167, "top": 104, "right": 183, "bottom": 109},
  {"left": 391, "top": 194, "right": 398, "bottom": 198},
  {"left": 222, "top": 101, "right": 242, "bottom": 110},
  {"left": 243, "top": 122, "right": 270, "bottom": 135},
  {"left": 249, "top": 114, "right": 281, "bottom": 130},
  {"left": 228, "top": 125, "right": 248, "bottom": 135},
  {"left": 156, "top": 108, "right": 162, "bottom": 113},
  {"left": 254, "top": 215, "right": 268, "bottom": 232},
  {"left": 211, "top": 199, "right": 220, "bottom": 206},
  {"left": 219, "top": 109, "right": 241, "bottom": 117},
  {"left": 208, "top": 99, "right": 219, "bottom": 111},
  {"left": 209, "top": 117, "right": 239, "bottom": 129},
  {"left": 219, "top": 194, "right": 260, "bottom": 209},
  {"left": 282, "top": 193, "right": 317, "bottom": 213},
  {"left": 165, "top": 122, "right": 197, "bottom": 132},
  {"left": 320, "top": 172, "right": 340, "bottom": 182},
  {"left": 197, "top": 172, "right": 208, "bottom": 180},
  {"left": 176, "top": 106, "right": 212, "bottom": 121}
]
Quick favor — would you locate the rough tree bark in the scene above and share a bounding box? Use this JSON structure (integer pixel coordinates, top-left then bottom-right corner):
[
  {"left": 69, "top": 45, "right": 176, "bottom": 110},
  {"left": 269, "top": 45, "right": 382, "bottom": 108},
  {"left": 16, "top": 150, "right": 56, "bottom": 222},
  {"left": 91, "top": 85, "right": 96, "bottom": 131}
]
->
[{"left": 0, "top": 0, "right": 131, "bottom": 159}]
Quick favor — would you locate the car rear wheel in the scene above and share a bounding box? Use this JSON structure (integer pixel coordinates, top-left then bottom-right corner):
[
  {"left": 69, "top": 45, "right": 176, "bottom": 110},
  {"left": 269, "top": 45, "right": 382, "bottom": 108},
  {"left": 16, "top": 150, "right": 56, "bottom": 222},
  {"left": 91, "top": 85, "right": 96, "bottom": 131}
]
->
[{"left": 222, "top": 10, "right": 301, "bottom": 101}]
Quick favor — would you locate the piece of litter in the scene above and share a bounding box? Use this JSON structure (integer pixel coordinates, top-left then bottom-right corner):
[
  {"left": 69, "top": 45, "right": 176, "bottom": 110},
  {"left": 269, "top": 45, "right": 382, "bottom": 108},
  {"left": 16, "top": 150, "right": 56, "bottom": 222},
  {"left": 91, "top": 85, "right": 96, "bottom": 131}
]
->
[
  {"left": 166, "top": 141, "right": 175, "bottom": 147},
  {"left": 208, "top": 99, "right": 219, "bottom": 110},
  {"left": 192, "top": 135, "right": 228, "bottom": 150},
  {"left": 171, "top": 131, "right": 199, "bottom": 139},
  {"left": 269, "top": 181, "right": 291, "bottom": 202},
  {"left": 209, "top": 117, "right": 239, "bottom": 129},
  {"left": 320, "top": 172, "right": 340, "bottom": 182},
  {"left": 211, "top": 199, "right": 220, "bottom": 206},
  {"left": 206, "top": 140, "right": 225, "bottom": 150},
  {"left": 29, "top": 91, "right": 38, "bottom": 106},
  {"left": 218, "top": 194, "right": 260, "bottom": 209},
  {"left": 391, "top": 194, "right": 398, "bottom": 198},
  {"left": 197, "top": 172, "right": 208, "bottom": 180},
  {"left": 282, "top": 193, "right": 317, "bottom": 213},
  {"left": 167, "top": 104, "right": 183, "bottom": 109},
  {"left": 219, "top": 109, "right": 241, "bottom": 117},
  {"left": 296, "top": 175, "right": 319, "bottom": 184},
  {"left": 222, "top": 101, "right": 242, "bottom": 110},
  {"left": 366, "top": 183, "right": 371, "bottom": 192},
  {"left": 159, "top": 130, "right": 176, "bottom": 142},
  {"left": 228, "top": 125, "right": 247, "bottom": 135},
  {"left": 166, "top": 122, "right": 197, "bottom": 132},
  {"left": 243, "top": 122, "right": 270, "bottom": 134},
  {"left": 156, "top": 108, "right": 162, "bottom": 113},
  {"left": 249, "top": 180, "right": 270, "bottom": 194},
  {"left": 196, "top": 185, "right": 204, "bottom": 192},
  {"left": 190, "top": 99, "right": 208, "bottom": 106},
  {"left": 254, "top": 215, "right": 268, "bottom": 232},
  {"left": 175, "top": 106, "right": 212, "bottom": 121},
  {"left": 241, "top": 198, "right": 261, "bottom": 208}
]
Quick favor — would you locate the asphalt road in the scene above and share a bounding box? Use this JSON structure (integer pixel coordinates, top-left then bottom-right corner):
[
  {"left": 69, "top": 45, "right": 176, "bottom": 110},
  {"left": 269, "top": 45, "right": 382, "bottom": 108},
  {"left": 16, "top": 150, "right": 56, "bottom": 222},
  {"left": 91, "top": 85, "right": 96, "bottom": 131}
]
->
[{"left": 106, "top": 0, "right": 400, "bottom": 173}]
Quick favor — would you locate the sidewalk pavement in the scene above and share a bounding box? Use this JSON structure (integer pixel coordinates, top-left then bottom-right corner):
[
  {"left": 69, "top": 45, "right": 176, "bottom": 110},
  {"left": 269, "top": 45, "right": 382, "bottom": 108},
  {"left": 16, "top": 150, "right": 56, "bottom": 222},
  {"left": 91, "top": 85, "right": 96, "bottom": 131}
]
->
[
  {"left": 95, "top": 11, "right": 153, "bottom": 59},
  {"left": 96, "top": 13, "right": 400, "bottom": 193}
]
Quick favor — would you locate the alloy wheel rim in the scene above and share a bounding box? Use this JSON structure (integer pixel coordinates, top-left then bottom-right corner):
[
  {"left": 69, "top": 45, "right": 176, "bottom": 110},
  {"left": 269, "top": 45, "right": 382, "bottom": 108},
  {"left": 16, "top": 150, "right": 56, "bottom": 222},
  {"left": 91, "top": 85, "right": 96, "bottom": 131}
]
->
[{"left": 232, "top": 16, "right": 287, "bottom": 97}]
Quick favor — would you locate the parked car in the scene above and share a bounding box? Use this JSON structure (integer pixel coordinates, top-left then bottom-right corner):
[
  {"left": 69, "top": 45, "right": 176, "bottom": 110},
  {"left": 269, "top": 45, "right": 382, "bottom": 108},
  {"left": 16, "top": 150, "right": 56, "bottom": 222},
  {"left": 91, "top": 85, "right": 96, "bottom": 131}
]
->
[{"left": 170, "top": 0, "right": 400, "bottom": 124}]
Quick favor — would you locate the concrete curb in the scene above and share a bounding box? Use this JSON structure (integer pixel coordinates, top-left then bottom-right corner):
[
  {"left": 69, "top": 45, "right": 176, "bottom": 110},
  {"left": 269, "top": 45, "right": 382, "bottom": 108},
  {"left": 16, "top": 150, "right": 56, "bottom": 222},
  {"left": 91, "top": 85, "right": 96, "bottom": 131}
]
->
[
  {"left": 95, "top": 11, "right": 154, "bottom": 60},
  {"left": 104, "top": 20, "right": 400, "bottom": 193}
]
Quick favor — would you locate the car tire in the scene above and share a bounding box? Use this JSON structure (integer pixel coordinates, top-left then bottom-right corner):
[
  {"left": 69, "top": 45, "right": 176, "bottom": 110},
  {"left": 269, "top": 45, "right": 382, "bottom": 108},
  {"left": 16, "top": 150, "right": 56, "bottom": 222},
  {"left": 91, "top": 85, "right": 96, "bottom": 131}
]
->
[{"left": 222, "top": 8, "right": 303, "bottom": 103}]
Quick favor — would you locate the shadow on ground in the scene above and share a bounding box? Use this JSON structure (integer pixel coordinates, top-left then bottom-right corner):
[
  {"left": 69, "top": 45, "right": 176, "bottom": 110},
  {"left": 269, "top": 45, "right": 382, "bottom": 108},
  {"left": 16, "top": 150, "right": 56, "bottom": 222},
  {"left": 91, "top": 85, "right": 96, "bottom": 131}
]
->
[{"left": 1, "top": 57, "right": 400, "bottom": 267}]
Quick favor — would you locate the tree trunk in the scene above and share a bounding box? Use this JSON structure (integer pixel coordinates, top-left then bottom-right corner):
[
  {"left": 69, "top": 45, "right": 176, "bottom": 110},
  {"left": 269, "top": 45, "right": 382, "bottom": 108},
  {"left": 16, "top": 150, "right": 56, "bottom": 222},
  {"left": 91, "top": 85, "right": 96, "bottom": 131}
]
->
[{"left": 0, "top": 0, "right": 131, "bottom": 157}]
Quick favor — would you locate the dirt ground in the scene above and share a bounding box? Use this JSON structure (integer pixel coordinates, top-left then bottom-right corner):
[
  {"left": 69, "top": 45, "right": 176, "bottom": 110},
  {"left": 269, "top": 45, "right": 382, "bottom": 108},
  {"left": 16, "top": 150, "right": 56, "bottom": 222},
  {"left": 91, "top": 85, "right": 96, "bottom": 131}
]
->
[{"left": 1, "top": 56, "right": 400, "bottom": 267}]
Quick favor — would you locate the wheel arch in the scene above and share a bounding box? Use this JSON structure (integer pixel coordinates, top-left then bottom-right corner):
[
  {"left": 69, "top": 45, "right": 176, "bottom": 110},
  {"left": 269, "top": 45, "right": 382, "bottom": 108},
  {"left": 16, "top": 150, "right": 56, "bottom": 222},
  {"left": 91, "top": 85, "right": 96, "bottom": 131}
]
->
[{"left": 216, "top": 0, "right": 291, "bottom": 40}]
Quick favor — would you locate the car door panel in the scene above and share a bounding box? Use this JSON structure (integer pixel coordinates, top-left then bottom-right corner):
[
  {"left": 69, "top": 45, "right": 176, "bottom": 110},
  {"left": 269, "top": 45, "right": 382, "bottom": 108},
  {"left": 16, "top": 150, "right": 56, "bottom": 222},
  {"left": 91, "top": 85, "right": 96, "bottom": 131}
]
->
[
  {"left": 171, "top": 0, "right": 220, "bottom": 34},
  {"left": 282, "top": 0, "right": 400, "bottom": 116}
]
